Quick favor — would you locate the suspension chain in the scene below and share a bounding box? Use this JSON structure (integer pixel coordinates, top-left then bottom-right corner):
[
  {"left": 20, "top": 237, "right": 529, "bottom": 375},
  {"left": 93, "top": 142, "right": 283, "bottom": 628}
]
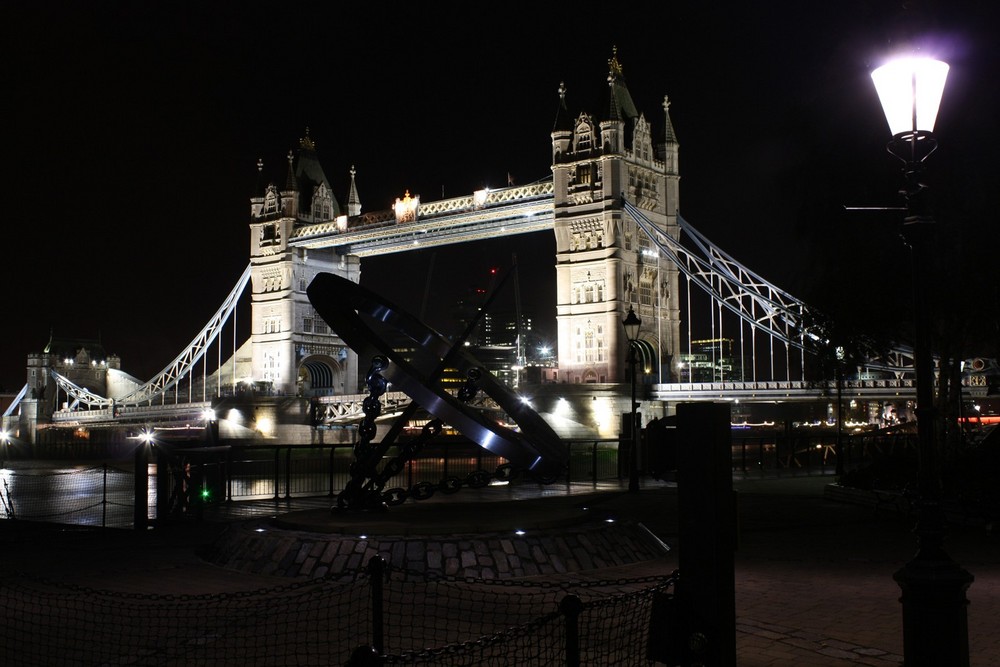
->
[{"left": 336, "top": 360, "right": 559, "bottom": 511}]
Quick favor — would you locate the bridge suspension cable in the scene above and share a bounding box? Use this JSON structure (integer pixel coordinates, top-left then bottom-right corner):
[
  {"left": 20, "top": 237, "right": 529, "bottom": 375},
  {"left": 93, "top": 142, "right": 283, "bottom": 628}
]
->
[
  {"left": 623, "top": 199, "right": 915, "bottom": 378},
  {"left": 51, "top": 263, "right": 253, "bottom": 409},
  {"left": 623, "top": 198, "right": 815, "bottom": 381}
]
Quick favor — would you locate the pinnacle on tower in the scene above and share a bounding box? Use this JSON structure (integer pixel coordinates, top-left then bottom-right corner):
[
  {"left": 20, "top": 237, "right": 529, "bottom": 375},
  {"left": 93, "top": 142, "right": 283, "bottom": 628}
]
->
[
  {"left": 285, "top": 150, "right": 297, "bottom": 190},
  {"left": 347, "top": 165, "right": 362, "bottom": 217},
  {"left": 663, "top": 95, "right": 678, "bottom": 144},
  {"left": 553, "top": 81, "right": 573, "bottom": 133},
  {"left": 300, "top": 126, "right": 316, "bottom": 151},
  {"left": 606, "top": 46, "right": 638, "bottom": 123}
]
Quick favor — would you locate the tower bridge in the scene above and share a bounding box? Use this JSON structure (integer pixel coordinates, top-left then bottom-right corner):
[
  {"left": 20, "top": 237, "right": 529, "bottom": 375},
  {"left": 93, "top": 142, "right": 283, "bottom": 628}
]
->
[{"left": 5, "top": 51, "right": 986, "bottom": 451}]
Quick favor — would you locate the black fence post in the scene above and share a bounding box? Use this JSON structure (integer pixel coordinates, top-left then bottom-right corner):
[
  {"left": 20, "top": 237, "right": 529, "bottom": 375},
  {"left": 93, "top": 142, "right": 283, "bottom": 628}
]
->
[
  {"left": 284, "top": 447, "right": 292, "bottom": 499},
  {"left": 329, "top": 446, "right": 336, "bottom": 498},
  {"left": 223, "top": 447, "right": 232, "bottom": 502},
  {"left": 591, "top": 440, "right": 598, "bottom": 483},
  {"left": 134, "top": 441, "right": 149, "bottom": 531},
  {"left": 193, "top": 460, "right": 205, "bottom": 521},
  {"left": 564, "top": 441, "right": 572, "bottom": 487},
  {"left": 560, "top": 593, "right": 582, "bottom": 667},
  {"left": 273, "top": 448, "right": 280, "bottom": 500},
  {"left": 368, "top": 555, "right": 386, "bottom": 656},
  {"left": 156, "top": 446, "right": 169, "bottom": 522},
  {"left": 102, "top": 462, "right": 108, "bottom": 528}
]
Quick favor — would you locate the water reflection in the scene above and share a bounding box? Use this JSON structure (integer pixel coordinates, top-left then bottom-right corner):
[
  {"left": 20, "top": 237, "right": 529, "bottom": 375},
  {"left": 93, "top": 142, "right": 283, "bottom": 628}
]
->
[{"left": 0, "top": 463, "right": 147, "bottom": 528}]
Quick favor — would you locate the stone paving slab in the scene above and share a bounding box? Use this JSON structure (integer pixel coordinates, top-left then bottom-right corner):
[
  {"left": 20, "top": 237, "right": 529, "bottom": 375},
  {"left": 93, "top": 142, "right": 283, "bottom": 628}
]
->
[{"left": 203, "top": 515, "right": 670, "bottom": 579}]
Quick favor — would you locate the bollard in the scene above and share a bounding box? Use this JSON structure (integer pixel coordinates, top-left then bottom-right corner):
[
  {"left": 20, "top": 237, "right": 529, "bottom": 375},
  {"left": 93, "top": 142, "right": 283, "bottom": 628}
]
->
[{"left": 674, "top": 402, "right": 737, "bottom": 666}]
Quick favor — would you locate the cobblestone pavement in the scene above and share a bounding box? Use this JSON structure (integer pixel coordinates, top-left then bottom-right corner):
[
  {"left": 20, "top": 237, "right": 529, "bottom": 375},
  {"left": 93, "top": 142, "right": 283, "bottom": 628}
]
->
[{"left": 2, "top": 474, "right": 998, "bottom": 665}]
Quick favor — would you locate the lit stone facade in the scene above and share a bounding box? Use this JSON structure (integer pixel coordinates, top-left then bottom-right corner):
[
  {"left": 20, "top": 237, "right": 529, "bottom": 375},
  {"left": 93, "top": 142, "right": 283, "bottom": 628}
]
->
[
  {"left": 551, "top": 54, "right": 681, "bottom": 385},
  {"left": 248, "top": 133, "right": 360, "bottom": 397}
]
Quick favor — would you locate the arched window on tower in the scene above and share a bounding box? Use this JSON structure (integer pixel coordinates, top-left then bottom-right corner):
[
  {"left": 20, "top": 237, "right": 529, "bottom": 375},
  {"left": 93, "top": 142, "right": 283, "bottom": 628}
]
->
[
  {"left": 573, "top": 116, "right": 595, "bottom": 154},
  {"left": 633, "top": 114, "right": 653, "bottom": 162},
  {"left": 639, "top": 268, "right": 658, "bottom": 306},
  {"left": 311, "top": 183, "right": 334, "bottom": 221},
  {"left": 261, "top": 184, "right": 281, "bottom": 219}
]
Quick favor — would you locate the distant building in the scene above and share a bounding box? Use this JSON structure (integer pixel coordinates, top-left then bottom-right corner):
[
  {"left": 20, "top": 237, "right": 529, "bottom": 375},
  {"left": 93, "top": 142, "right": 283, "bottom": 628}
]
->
[
  {"left": 26, "top": 333, "right": 121, "bottom": 413},
  {"left": 677, "top": 338, "right": 742, "bottom": 383}
]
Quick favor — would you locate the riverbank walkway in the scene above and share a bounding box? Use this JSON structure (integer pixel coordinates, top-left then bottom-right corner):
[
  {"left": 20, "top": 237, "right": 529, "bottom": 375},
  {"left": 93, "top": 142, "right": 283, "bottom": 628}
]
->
[{"left": 1, "top": 473, "right": 998, "bottom": 665}]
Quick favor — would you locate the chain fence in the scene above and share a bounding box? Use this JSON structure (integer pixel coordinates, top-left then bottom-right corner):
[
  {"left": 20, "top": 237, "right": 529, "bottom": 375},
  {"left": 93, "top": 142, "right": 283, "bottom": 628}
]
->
[{"left": 0, "top": 556, "right": 676, "bottom": 666}]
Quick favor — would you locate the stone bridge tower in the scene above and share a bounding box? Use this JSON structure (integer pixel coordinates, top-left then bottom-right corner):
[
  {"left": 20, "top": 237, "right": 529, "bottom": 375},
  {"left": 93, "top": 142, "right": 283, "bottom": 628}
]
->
[
  {"left": 551, "top": 50, "right": 681, "bottom": 385},
  {"left": 248, "top": 130, "right": 360, "bottom": 397}
]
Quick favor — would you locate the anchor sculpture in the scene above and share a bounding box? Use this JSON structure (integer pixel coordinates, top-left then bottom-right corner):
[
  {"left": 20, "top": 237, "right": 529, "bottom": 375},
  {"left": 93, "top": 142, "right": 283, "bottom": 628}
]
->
[{"left": 306, "top": 271, "right": 567, "bottom": 511}]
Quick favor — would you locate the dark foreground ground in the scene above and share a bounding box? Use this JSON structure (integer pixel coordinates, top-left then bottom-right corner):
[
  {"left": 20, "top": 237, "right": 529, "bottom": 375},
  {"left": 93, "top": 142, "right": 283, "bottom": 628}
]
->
[{"left": 1, "top": 474, "right": 998, "bottom": 666}]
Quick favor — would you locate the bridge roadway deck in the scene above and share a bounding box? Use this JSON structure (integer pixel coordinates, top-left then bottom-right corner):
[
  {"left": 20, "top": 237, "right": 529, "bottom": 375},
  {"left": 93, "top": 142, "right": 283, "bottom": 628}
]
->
[{"left": 2, "top": 474, "right": 998, "bottom": 665}]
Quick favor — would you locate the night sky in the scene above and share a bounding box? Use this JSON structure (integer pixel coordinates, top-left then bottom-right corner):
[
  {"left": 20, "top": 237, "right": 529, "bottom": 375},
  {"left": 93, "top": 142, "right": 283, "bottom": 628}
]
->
[{"left": 5, "top": 2, "right": 998, "bottom": 392}]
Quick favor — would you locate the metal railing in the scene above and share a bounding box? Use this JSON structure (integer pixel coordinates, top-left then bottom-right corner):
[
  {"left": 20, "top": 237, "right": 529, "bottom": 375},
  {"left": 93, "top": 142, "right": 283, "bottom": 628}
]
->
[{"left": 0, "top": 433, "right": 915, "bottom": 529}]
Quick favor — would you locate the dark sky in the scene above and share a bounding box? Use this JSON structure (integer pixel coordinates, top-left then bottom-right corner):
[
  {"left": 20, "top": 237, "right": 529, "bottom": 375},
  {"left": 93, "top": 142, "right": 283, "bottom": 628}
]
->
[{"left": 4, "top": 1, "right": 998, "bottom": 392}]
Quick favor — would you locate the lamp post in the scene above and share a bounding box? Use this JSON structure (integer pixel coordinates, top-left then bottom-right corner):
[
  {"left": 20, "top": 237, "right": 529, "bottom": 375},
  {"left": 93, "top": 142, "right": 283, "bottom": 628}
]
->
[
  {"left": 871, "top": 54, "right": 973, "bottom": 666},
  {"left": 623, "top": 307, "right": 642, "bottom": 493}
]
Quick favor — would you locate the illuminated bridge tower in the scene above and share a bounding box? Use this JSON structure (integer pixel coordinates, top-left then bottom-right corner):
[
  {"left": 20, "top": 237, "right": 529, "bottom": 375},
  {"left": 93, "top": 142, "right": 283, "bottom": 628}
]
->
[
  {"left": 248, "top": 131, "right": 359, "bottom": 397},
  {"left": 551, "top": 51, "right": 681, "bottom": 385}
]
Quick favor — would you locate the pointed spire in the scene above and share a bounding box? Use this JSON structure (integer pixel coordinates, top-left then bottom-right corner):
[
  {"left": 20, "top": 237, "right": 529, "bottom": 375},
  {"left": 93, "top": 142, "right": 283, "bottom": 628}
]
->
[
  {"left": 662, "top": 95, "right": 678, "bottom": 143},
  {"left": 300, "top": 126, "right": 316, "bottom": 152},
  {"left": 607, "top": 46, "right": 620, "bottom": 122},
  {"left": 552, "top": 81, "right": 573, "bottom": 133},
  {"left": 606, "top": 45, "right": 638, "bottom": 123},
  {"left": 285, "top": 149, "right": 297, "bottom": 190},
  {"left": 347, "top": 165, "right": 362, "bottom": 217}
]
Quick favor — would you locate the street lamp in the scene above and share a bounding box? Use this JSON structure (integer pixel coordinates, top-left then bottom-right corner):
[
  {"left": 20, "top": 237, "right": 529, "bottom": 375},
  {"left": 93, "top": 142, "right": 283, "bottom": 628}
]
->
[
  {"left": 871, "top": 54, "right": 973, "bottom": 666},
  {"left": 623, "top": 307, "right": 642, "bottom": 493}
]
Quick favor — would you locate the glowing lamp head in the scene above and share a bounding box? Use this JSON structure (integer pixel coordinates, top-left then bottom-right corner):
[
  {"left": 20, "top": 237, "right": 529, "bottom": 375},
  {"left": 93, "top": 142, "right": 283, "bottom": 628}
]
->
[
  {"left": 622, "top": 307, "right": 642, "bottom": 342},
  {"left": 871, "top": 56, "right": 949, "bottom": 136}
]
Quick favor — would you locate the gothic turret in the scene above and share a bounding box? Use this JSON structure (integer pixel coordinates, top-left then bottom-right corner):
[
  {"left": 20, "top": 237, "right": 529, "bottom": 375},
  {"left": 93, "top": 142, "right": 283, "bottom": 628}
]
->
[
  {"left": 551, "top": 81, "right": 573, "bottom": 163},
  {"left": 283, "top": 129, "right": 340, "bottom": 223}
]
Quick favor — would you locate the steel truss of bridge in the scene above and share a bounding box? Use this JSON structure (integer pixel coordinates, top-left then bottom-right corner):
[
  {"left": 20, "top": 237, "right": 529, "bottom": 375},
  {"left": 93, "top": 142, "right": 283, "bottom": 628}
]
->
[{"left": 289, "top": 181, "right": 556, "bottom": 256}]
